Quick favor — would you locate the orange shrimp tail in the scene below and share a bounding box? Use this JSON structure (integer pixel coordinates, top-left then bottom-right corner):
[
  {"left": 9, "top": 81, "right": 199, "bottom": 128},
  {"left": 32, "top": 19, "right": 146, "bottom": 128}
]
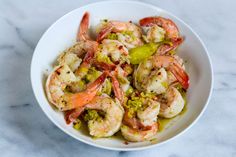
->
[
  {"left": 94, "top": 61, "right": 116, "bottom": 71},
  {"left": 169, "top": 62, "right": 189, "bottom": 89},
  {"left": 64, "top": 107, "right": 85, "bottom": 124},
  {"left": 110, "top": 74, "right": 124, "bottom": 104},
  {"left": 77, "top": 12, "right": 90, "bottom": 41},
  {"left": 69, "top": 71, "right": 108, "bottom": 109},
  {"left": 158, "top": 37, "right": 184, "bottom": 55},
  {"left": 96, "top": 24, "right": 113, "bottom": 42}
]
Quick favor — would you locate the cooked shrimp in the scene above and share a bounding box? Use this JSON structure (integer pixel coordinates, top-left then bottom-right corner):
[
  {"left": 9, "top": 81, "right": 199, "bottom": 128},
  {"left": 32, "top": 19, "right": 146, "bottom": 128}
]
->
[
  {"left": 144, "top": 25, "right": 166, "bottom": 43},
  {"left": 98, "top": 39, "right": 129, "bottom": 63},
  {"left": 65, "top": 71, "right": 125, "bottom": 124},
  {"left": 167, "top": 55, "right": 186, "bottom": 85},
  {"left": 140, "top": 16, "right": 183, "bottom": 55},
  {"left": 46, "top": 65, "right": 108, "bottom": 111},
  {"left": 77, "top": 12, "right": 91, "bottom": 41},
  {"left": 123, "top": 94, "right": 160, "bottom": 129},
  {"left": 66, "top": 95, "right": 124, "bottom": 137},
  {"left": 75, "top": 12, "right": 99, "bottom": 78},
  {"left": 134, "top": 55, "right": 189, "bottom": 91},
  {"left": 137, "top": 100, "right": 160, "bottom": 126},
  {"left": 112, "top": 66, "right": 130, "bottom": 93},
  {"left": 121, "top": 123, "right": 158, "bottom": 142},
  {"left": 97, "top": 21, "right": 143, "bottom": 49},
  {"left": 74, "top": 40, "right": 98, "bottom": 78},
  {"left": 140, "top": 16, "right": 180, "bottom": 39},
  {"left": 87, "top": 95, "right": 124, "bottom": 137},
  {"left": 159, "top": 87, "right": 185, "bottom": 118},
  {"left": 134, "top": 66, "right": 168, "bottom": 95},
  {"left": 57, "top": 44, "right": 83, "bottom": 72}
]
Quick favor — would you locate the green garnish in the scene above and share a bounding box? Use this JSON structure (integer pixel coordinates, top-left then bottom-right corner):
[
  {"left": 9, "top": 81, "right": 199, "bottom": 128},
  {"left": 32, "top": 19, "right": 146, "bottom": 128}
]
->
[
  {"left": 84, "top": 67, "right": 101, "bottom": 83},
  {"left": 107, "top": 33, "right": 118, "bottom": 40},
  {"left": 84, "top": 110, "right": 100, "bottom": 121},
  {"left": 96, "top": 52, "right": 113, "bottom": 64},
  {"left": 101, "top": 79, "right": 112, "bottom": 95},
  {"left": 125, "top": 92, "right": 156, "bottom": 117},
  {"left": 129, "top": 43, "right": 159, "bottom": 64},
  {"left": 73, "top": 119, "right": 82, "bottom": 130},
  {"left": 125, "top": 87, "right": 134, "bottom": 96},
  {"left": 161, "top": 81, "right": 169, "bottom": 88}
]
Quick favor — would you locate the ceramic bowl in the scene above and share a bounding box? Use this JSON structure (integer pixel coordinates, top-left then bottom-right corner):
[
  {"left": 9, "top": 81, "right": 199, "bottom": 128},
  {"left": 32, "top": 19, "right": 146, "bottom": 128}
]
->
[{"left": 31, "top": 0, "right": 213, "bottom": 151}]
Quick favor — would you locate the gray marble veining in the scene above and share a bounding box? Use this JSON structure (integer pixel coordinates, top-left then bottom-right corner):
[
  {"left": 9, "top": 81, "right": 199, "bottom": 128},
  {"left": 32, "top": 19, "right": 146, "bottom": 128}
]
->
[{"left": 0, "top": 0, "right": 235, "bottom": 156}]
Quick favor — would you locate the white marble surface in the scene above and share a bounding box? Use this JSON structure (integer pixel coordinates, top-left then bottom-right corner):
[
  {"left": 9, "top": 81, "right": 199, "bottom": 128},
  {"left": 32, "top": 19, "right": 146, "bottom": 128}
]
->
[{"left": 0, "top": 0, "right": 235, "bottom": 156}]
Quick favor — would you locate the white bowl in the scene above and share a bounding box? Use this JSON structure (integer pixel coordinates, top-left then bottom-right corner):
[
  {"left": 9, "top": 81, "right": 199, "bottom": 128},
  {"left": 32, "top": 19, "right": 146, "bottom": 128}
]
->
[{"left": 31, "top": 0, "right": 213, "bottom": 151}]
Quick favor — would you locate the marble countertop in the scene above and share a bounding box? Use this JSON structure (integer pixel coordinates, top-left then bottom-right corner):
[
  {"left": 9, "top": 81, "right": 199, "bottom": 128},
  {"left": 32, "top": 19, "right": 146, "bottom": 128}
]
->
[{"left": 0, "top": 0, "right": 235, "bottom": 156}]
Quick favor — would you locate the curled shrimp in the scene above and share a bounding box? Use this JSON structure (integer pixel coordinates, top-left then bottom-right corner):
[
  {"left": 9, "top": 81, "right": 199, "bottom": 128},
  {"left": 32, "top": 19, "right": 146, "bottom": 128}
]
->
[
  {"left": 134, "top": 55, "right": 189, "bottom": 91},
  {"left": 65, "top": 71, "right": 124, "bottom": 124},
  {"left": 121, "top": 95, "right": 160, "bottom": 142},
  {"left": 87, "top": 96, "right": 124, "bottom": 137},
  {"left": 123, "top": 96, "right": 160, "bottom": 129},
  {"left": 97, "top": 21, "right": 143, "bottom": 49},
  {"left": 140, "top": 16, "right": 180, "bottom": 39},
  {"left": 66, "top": 95, "right": 124, "bottom": 137},
  {"left": 46, "top": 65, "right": 108, "bottom": 111},
  {"left": 158, "top": 87, "right": 185, "bottom": 118},
  {"left": 140, "top": 16, "right": 183, "bottom": 55}
]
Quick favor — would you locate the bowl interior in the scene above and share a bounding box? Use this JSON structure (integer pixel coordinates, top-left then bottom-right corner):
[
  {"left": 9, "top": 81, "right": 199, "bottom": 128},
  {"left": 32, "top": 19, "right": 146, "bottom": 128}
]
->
[{"left": 31, "top": 1, "right": 213, "bottom": 151}]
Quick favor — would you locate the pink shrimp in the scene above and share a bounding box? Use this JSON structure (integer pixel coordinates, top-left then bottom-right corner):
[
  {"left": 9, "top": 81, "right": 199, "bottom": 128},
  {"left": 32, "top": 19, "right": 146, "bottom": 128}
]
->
[
  {"left": 46, "top": 68, "right": 108, "bottom": 111},
  {"left": 152, "top": 55, "right": 189, "bottom": 89},
  {"left": 139, "top": 16, "right": 180, "bottom": 39},
  {"left": 96, "top": 21, "right": 143, "bottom": 49}
]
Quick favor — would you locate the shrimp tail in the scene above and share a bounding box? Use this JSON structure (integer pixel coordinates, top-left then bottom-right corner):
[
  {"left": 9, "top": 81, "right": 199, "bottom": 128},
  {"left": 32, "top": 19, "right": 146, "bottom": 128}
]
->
[
  {"left": 158, "top": 37, "right": 184, "bottom": 55},
  {"left": 109, "top": 74, "right": 124, "bottom": 104},
  {"left": 94, "top": 61, "right": 116, "bottom": 71},
  {"left": 169, "top": 62, "right": 189, "bottom": 89},
  {"left": 65, "top": 107, "right": 85, "bottom": 124},
  {"left": 96, "top": 24, "right": 113, "bottom": 42},
  {"left": 69, "top": 71, "right": 108, "bottom": 109},
  {"left": 77, "top": 12, "right": 90, "bottom": 41}
]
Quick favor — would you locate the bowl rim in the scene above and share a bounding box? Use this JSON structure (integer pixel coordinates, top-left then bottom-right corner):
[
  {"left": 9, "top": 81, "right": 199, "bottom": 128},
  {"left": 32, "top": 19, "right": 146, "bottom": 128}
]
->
[{"left": 30, "top": 0, "right": 214, "bottom": 151}]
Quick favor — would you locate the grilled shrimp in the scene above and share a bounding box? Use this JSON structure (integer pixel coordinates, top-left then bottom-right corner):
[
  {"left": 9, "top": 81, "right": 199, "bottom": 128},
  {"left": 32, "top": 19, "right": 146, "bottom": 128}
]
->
[
  {"left": 121, "top": 123, "right": 158, "bottom": 142},
  {"left": 159, "top": 87, "right": 185, "bottom": 118},
  {"left": 46, "top": 65, "right": 108, "bottom": 111},
  {"left": 97, "top": 21, "right": 143, "bottom": 49},
  {"left": 134, "top": 55, "right": 189, "bottom": 92}
]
